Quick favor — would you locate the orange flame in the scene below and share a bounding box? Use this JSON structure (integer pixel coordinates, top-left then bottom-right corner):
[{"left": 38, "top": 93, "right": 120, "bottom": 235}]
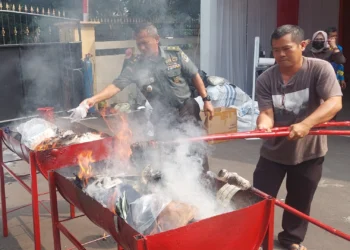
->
[
  {"left": 115, "top": 114, "right": 133, "bottom": 162},
  {"left": 77, "top": 151, "right": 95, "bottom": 187},
  {"left": 99, "top": 108, "right": 133, "bottom": 164}
]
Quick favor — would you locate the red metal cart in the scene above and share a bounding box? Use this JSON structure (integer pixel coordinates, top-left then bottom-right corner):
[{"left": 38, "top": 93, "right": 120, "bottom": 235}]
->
[
  {"left": 49, "top": 165, "right": 275, "bottom": 250},
  {"left": 47, "top": 121, "right": 350, "bottom": 250},
  {"left": 0, "top": 123, "right": 114, "bottom": 250}
]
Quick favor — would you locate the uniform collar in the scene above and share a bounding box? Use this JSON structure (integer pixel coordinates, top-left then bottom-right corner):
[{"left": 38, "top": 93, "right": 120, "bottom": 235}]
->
[
  {"left": 145, "top": 46, "right": 165, "bottom": 63},
  {"left": 158, "top": 46, "right": 167, "bottom": 59}
]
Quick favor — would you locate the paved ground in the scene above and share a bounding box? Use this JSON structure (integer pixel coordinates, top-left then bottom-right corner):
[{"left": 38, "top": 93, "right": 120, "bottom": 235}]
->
[{"left": 0, "top": 90, "right": 349, "bottom": 250}]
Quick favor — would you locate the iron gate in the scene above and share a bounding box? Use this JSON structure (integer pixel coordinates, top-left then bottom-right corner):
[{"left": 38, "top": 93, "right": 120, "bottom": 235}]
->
[{"left": 0, "top": 4, "right": 83, "bottom": 122}]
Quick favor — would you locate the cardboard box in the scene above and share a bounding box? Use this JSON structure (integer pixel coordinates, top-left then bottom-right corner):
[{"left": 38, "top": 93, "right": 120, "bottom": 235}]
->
[{"left": 200, "top": 107, "right": 237, "bottom": 144}]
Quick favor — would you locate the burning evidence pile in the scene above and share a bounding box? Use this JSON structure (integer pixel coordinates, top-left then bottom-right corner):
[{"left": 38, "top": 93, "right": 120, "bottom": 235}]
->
[
  {"left": 72, "top": 149, "right": 238, "bottom": 236},
  {"left": 14, "top": 118, "right": 104, "bottom": 151},
  {"left": 66, "top": 113, "right": 252, "bottom": 237}
]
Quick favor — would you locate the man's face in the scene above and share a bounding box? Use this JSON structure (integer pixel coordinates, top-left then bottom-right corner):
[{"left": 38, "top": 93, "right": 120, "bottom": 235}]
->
[
  {"left": 328, "top": 31, "right": 338, "bottom": 42},
  {"left": 136, "top": 30, "right": 160, "bottom": 57},
  {"left": 272, "top": 34, "right": 306, "bottom": 68}
]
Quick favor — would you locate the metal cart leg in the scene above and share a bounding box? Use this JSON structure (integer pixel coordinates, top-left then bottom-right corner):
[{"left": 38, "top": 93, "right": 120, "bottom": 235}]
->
[{"left": 0, "top": 131, "right": 8, "bottom": 237}]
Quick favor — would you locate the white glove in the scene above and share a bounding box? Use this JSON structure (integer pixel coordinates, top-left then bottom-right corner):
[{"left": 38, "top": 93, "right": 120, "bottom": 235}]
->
[{"left": 68, "top": 101, "right": 90, "bottom": 123}]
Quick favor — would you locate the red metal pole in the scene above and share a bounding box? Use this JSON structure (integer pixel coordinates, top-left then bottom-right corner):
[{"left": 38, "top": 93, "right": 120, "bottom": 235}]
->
[
  {"left": 167, "top": 130, "right": 350, "bottom": 144},
  {"left": 30, "top": 153, "right": 41, "bottom": 250},
  {"left": 252, "top": 188, "right": 350, "bottom": 241},
  {"left": 264, "top": 199, "right": 275, "bottom": 250},
  {"left": 277, "top": 0, "right": 299, "bottom": 26},
  {"left": 49, "top": 171, "right": 62, "bottom": 250},
  {"left": 0, "top": 131, "right": 8, "bottom": 237},
  {"left": 57, "top": 223, "right": 87, "bottom": 250},
  {"left": 1, "top": 162, "right": 32, "bottom": 193},
  {"left": 83, "top": 0, "right": 89, "bottom": 22},
  {"left": 70, "top": 204, "right": 76, "bottom": 219}
]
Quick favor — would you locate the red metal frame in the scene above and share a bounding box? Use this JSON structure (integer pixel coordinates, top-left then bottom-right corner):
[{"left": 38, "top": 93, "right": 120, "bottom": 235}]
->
[
  {"left": 0, "top": 129, "right": 114, "bottom": 250},
  {"left": 252, "top": 188, "right": 350, "bottom": 241},
  {"left": 138, "top": 121, "right": 350, "bottom": 146},
  {"left": 0, "top": 130, "right": 76, "bottom": 250}
]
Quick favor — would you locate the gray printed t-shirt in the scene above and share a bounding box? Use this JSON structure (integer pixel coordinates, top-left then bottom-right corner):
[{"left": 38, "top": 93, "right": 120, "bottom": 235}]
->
[
  {"left": 256, "top": 57, "right": 342, "bottom": 165},
  {"left": 113, "top": 46, "right": 198, "bottom": 109}
]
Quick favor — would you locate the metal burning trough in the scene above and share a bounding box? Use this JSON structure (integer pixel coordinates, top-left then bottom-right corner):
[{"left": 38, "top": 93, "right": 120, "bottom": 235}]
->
[
  {"left": 0, "top": 115, "right": 116, "bottom": 250},
  {"left": 49, "top": 159, "right": 275, "bottom": 250}
]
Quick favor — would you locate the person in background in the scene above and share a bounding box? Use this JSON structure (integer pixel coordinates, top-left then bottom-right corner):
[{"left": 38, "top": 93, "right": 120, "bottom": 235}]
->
[
  {"left": 325, "top": 27, "right": 346, "bottom": 89},
  {"left": 255, "top": 25, "right": 342, "bottom": 250},
  {"left": 303, "top": 30, "right": 346, "bottom": 66}
]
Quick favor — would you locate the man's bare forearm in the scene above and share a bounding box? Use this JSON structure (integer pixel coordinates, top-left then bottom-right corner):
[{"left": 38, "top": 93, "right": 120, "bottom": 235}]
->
[
  {"left": 257, "top": 109, "right": 274, "bottom": 129},
  {"left": 91, "top": 84, "right": 121, "bottom": 103},
  {"left": 302, "top": 96, "right": 342, "bottom": 128},
  {"left": 192, "top": 73, "right": 207, "bottom": 98}
]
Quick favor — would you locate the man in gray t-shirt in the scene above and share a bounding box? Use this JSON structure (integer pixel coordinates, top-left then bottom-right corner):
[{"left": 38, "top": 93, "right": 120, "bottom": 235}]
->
[{"left": 255, "top": 25, "right": 342, "bottom": 250}]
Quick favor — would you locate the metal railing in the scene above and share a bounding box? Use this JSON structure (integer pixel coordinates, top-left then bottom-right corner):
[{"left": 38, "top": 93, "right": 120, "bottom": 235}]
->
[
  {"left": 91, "top": 16, "right": 200, "bottom": 41},
  {"left": 0, "top": 2, "right": 81, "bottom": 45}
]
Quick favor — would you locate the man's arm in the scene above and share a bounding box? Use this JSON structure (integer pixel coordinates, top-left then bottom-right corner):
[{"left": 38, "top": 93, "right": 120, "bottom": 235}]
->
[
  {"left": 256, "top": 75, "right": 274, "bottom": 131},
  {"left": 303, "top": 96, "right": 342, "bottom": 126},
  {"left": 289, "top": 62, "right": 343, "bottom": 140},
  {"left": 191, "top": 73, "right": 214, "bottom": 119},
  {"left": 257, "top": 108, "right": 274, "bottom": 131},
  {"left": 85, "top": 84, "right": 121, "bottom": 108},
  {"left": 83, "top": 62, "right": 134, "bottom": 107},
  {"left": 178, "top": 49, "right": 214, "bottom": 119}
]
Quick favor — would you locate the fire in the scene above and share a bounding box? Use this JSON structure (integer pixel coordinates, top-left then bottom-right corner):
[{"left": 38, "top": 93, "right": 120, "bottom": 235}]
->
[
  {"left": 115, "top": 114, "right": 133, "bottom": 162},
  {"left": 99, "top": 107, "right": 133, "bottom": 163},
  {"left": 77, "top": 151, "right": 95, "bottom": 187}
]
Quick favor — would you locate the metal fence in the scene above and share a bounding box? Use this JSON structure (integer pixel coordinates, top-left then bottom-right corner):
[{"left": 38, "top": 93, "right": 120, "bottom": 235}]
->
[
  {"left": 91, "top": 16, "right": 200, "bottom": 41},
  {"left": 0, "top": 3, "right": 80, "bottom": 45}
]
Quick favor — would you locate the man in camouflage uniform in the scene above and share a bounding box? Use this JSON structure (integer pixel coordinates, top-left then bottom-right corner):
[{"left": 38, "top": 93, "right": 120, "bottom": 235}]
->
[
  {"left": 84, "top": 23, "right": 213, "bottom": 123},
  {"left": 83, "top": 23, "right": 213, "bottom": 171}
]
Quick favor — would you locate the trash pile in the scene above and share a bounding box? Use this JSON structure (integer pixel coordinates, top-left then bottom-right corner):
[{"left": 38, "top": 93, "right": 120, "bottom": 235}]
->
[
  {"left": 16, "top": 118, "right": 103, "bottom": 150},
  {"left": 73, "top": 162, "right": 235, "bottom": 236}
]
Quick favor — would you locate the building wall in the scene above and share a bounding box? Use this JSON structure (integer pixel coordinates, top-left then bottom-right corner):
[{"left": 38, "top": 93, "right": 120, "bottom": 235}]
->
[
  {"left": 298, "top": 0, "right": 340, "bottom": 39},
  {"left": 339, "top": 0, "right": 350, "bottom": 76},
  {"left": 200, "top": 0, "right": 277, "bottom": 95}
]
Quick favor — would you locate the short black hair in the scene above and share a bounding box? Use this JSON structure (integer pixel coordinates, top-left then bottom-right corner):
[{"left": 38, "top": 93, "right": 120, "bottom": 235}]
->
[
  {"left": 271, "top": 25, "right": 304, "bottom": 45},
  {"left": 325, "top": 26, "right": 337, "bottom": 35},
  {"left": 134, "top": 23, "right": 158, "bottom": 37}
]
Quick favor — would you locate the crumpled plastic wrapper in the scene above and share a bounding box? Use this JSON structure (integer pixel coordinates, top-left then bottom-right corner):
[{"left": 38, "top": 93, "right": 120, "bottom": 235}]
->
[
  {"left": 218, "top": 169, "right": 252, "bottom": 190},
  {"left": 16, "top": 118, "right": 57, "bottom": 149},
  {"left": 68, "top": 101, "right": 90, "bottom": 123}
]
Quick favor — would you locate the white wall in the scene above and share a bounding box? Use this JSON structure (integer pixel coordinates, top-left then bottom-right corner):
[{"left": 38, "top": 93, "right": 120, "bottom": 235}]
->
[
  {"left": 299, "top": 0, "right": 340, "bottom": 39},
  {"left": 200, "top": 0, "right": 217, "bottom": 75},
  {"left": 200, "top": 0, "right": 277, "bottom": 95}
]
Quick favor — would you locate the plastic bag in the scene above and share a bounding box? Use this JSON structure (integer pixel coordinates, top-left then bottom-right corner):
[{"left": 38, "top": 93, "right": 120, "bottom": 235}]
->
[
  {"left": 68, "top": 101, "right": 89, "bottom": 123},
  {"left": 130, "top": 194, "right": 171, "bottom": 235},
  {"left": 16, "top": 118, "right": 57, "bottom": 149}
]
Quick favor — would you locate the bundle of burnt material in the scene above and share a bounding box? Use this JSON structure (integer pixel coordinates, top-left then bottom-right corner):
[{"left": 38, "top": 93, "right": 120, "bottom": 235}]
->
[
  {"left": 35, "top": 130, "right": 104, "bottom": 151},
  {"left": 73, "top": 172, "right": 198, "bottom": 236},
  {"left": 10, "top": 118, "right": 105, "bottom": 151}
]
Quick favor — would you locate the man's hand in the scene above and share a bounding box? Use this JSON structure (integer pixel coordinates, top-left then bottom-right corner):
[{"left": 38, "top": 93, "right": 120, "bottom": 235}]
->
[
  {"left": 81, "top": 97, "right": 96, "bottom": 108},
  {"left": 204, "top": 101, "right": 214, "bottom": 120},
  {"left": 341, "top": 80, "right": 347, "bottom": 89},
  {"left": 288, "top": 122, "right": 312, "bottom": 140},
  {"left": 257, "top": 124, "right": 272, "bottom": 132}
]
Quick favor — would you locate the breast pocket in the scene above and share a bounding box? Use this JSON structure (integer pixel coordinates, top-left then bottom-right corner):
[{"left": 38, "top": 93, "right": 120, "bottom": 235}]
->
[{"left": 167, "top": 67, "right": 181, "bottom": 78}]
